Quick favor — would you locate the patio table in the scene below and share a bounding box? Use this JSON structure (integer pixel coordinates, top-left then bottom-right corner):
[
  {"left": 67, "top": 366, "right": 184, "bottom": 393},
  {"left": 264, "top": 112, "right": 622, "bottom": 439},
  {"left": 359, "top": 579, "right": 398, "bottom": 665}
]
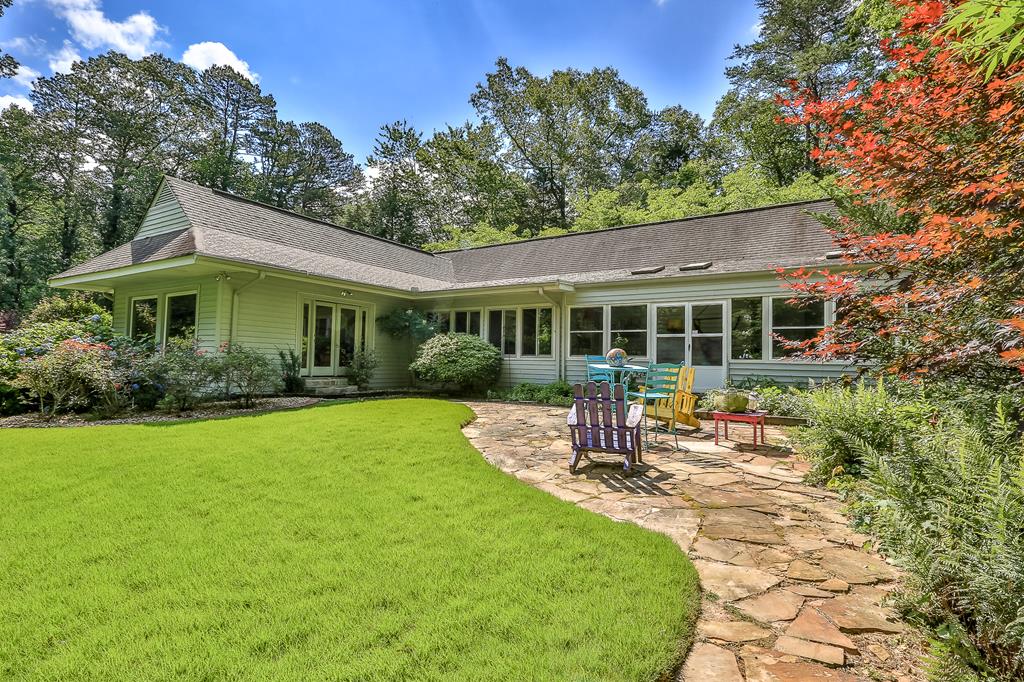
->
[
  {"left": 586, "top": 362, "right": 649, "bottom": 387},
  {"left": 712, "top": 410, "right": 768, "bottom": 447}
]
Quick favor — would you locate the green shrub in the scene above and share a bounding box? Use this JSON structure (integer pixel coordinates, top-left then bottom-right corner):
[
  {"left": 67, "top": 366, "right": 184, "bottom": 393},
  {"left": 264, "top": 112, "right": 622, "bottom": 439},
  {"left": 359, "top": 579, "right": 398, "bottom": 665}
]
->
[
  {"left": 410, "top": 333, "right": 501, "bottom": 394},
  {"left": 792, "top": 379, "right": 932, "bottom": 482},
  {"left": 349, "top": 349, "right": 379, "bottom": 390},
  {"left": 490, "top": 381, "right": 574, "bottom": 406},
  {"left": 148, "top": 338, "right": 220, "bottom": 411},
  {"left": 0, "top": 382, "right": 29, "bottom": 415},
  {"left": 0, "top": 316, "right": 114, "bottom": 382},
  {"left": 222, "top": 344, "right": 280, "bottom": 408},
  {"left": 377, "top": 308, "right": 442, "bottom": 342},
  {"left": 278, "top": 349, "right": 306, "bottom": 393},
  {"left": 23, "top": 293, "right": 109, "bottom": 326},
  {"left": 851, "top": 408, "right": 1024, "bottom": 680}
]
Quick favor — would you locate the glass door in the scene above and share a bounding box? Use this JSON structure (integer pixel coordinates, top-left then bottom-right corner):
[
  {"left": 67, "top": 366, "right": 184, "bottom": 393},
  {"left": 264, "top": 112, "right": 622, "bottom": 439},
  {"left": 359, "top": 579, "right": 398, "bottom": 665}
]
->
[
  {"left": 689, "top": 303, "right": 727, "bottom": 392},
  {"left": 311, "top": 303, "right": 335, "bottom": 376},
  {"left": 653, "top": 302, "right": 727, "bottom": 392},
  {"left": 305, "top": 300, "right": 363, "bottom": 376}
]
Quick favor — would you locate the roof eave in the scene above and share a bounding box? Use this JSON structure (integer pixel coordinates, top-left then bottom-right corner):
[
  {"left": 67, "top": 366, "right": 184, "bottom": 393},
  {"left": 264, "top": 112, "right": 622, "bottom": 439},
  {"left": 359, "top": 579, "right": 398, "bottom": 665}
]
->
[{"left": 48, "top": 255, "right": 200, "bottom": 288}]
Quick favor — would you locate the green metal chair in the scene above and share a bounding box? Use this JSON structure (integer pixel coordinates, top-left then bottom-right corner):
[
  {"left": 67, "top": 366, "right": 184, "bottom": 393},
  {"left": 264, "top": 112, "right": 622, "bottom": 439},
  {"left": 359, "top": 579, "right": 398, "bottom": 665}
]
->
[{"left": 628, "top": 362, "right": 683, "bottom": 450}]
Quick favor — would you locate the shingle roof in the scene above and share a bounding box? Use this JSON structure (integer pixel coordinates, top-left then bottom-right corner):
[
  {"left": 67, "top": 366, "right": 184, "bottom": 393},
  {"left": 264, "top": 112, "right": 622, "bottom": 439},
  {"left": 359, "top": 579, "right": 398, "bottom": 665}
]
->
[{"left": 52, "top": 176, "right": 839, "bottom": 292}]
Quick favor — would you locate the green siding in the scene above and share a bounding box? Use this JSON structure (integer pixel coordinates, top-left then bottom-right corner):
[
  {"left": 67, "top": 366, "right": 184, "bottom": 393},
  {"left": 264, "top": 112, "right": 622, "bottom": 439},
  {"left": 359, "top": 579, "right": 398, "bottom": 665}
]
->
[
  {"left": 231, "top": 277, "right": 414, "bottom": 389},
  {"left": 134, "top": 181, "right": 189, "bottom": 240}
]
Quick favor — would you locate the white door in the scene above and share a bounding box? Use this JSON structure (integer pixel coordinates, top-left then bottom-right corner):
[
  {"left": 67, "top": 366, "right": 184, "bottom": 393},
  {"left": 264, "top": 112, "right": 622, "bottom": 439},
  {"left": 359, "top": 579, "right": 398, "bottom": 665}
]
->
[
  {"left": 653, "top": 302, "right": 727, "bottom": 392},
  {"left": 307, "top": 301, "right": 361, "bottom": 376}
]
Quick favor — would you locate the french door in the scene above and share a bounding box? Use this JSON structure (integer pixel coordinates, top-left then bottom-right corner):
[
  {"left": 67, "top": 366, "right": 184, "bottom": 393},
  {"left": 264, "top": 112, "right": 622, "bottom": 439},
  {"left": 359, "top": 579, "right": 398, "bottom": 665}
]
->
[
  {"left": 304, "top": 300, "right": 361, "bottom": 376},
  {"left": 653, "top": 302, "right": 727, "bottom": 392}
]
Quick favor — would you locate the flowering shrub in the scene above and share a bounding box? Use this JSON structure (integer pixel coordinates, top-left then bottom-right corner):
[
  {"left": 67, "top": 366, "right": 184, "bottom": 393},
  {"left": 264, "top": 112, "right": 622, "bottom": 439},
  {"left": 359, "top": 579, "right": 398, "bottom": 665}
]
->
[
  {"left": 410, "top": 333, "right": 501, "bottom": 394},
  {"left": 14, "top": 339, "right": 113, "bottom": 415},
  {"left": 148, "top": 337, "right": 220, "bottom": 411},
  {"left": 23, "top": 293, "right": 110, "bottom": 327},
  {"left": 221, "top": 343, "right": 280, "bottom": 407}
]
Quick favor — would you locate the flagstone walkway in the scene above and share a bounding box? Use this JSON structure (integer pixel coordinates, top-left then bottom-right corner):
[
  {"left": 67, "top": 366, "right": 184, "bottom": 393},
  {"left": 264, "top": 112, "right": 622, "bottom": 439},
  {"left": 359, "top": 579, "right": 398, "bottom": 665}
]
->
[{"left": 462, "top": 402, "right": 924, "bottom": 682}]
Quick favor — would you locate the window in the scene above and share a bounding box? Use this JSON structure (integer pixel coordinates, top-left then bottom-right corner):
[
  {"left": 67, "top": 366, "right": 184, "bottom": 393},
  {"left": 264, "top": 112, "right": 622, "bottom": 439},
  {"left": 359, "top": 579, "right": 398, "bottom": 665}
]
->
[
  {"left": 691, "top": 304, "right": 724, "bottom": 366},
  {"left": 569, "top": 307, "right": 603, "bottom": 356},
  {"left": 130, "top": 297, "right": 157, "bottom": 341},
  {"left": 771, "top": 297, "right": 826, "bottom": 358},
  {"left": 731, "top": 297, "right": 763, "bottom": 360},
  {"left": 426, "top": 311, "right": 450, "bottom": 334},
  {"left": 453, "top": 310, "right": 481, "bottom": 335},
  {"left": 164, "top": 293, "right": 197, "bottom": 343},
  {"left": 521, "top": 308, "right": 552, "bottom": 356},
  {"left": 610, "top": 305, "right": 647, "bottom": 357},
  {"left": 301, "top": 302, "right": 310, "bottom": 369},
  {"left": 487, "top": 309, "right": 517, "bottom": 355},
  {"left": 655, "top": 305, "right": 686, "bottom": 363}
]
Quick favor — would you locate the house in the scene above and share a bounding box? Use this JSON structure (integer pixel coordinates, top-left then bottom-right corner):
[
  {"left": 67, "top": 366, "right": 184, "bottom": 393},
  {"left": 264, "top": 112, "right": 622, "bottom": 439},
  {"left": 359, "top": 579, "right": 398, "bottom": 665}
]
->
[{"left": 49, "top": 176, "right": 853, "bottom": 393}]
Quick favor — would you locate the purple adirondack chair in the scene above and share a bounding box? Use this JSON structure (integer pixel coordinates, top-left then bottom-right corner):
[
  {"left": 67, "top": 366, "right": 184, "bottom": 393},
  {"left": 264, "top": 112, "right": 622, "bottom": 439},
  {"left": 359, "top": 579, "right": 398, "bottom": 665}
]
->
[{"left": 567, "top": 381, "right": 644, "bottom": 474}]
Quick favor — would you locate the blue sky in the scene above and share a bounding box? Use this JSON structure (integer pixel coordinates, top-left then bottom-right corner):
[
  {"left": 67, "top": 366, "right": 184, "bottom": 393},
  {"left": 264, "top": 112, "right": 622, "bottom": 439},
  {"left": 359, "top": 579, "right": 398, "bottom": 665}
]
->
[{"left": 1, "top": 0, "right": 760, "bottom": 162}]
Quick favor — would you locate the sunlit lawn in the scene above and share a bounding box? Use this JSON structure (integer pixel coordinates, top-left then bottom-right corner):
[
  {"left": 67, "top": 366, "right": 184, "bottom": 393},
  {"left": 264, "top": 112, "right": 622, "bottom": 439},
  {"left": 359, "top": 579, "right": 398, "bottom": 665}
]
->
[{"left": 0, "top": 399, "right": 698, "bottom": 681}]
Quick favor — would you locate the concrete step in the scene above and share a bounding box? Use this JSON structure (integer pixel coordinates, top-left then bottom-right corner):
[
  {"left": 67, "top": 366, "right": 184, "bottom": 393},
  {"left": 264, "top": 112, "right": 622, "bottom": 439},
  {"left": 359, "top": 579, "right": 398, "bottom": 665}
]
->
[
  {"left": 305, "top": 377, "right": 350, "bottom": 389},
  {"left": 311, "top": 385, "right": 359, "bottom": 397}
]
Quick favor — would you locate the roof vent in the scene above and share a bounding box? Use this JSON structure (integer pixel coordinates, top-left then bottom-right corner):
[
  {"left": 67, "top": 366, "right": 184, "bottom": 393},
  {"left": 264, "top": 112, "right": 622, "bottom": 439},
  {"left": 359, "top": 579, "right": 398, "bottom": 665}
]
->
[
  {"left": 630, "top": 265, "right": 665, "bottom": 275},
  {"left": 678, "top": 261, "right": 712, "bottom": 272},
  {"left": 824, "top": 250, "right": 847, "bottom": 260}
]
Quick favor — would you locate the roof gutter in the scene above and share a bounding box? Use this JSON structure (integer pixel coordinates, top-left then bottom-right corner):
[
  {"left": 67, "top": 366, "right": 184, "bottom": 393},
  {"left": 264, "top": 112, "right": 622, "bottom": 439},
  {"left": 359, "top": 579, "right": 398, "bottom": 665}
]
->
[{"left": 537, "top": 286, "right": 566, "bottom": 381}]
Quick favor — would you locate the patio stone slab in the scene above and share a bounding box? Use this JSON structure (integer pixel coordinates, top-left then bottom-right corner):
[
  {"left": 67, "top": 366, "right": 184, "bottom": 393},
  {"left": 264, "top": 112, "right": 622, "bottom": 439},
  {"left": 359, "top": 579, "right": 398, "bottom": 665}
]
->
[
  {"left": 693, "top": 560, "right": 782, "bottom": 601},
  {"left": 786, "top": 608, "right": 859, "bottom": 654},
  {"left": 735, "top": 589, "right": 805, "bottom": 623},
  {"left": 773, "top": 635, "right": 846, "bottom": 666},
  {"left": 459, "top": 403, "right": 921, "bottom": 682},
  {"left": 683, "top": 643, "right": 743, "bottom": 682}
]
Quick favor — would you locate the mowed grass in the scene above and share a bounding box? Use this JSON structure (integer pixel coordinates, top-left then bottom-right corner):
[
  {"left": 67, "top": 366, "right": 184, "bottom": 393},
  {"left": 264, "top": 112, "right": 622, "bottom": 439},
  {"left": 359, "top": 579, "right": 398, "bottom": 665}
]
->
[{"left": 0, "top": 399, "right": 699, "bottom": 681}]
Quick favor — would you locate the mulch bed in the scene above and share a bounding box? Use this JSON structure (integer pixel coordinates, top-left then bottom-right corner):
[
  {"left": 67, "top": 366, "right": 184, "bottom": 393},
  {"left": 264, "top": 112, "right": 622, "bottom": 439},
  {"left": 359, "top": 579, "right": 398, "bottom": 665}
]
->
[{"left": 0, "top": 396, "right": 321, "bottom": 429}]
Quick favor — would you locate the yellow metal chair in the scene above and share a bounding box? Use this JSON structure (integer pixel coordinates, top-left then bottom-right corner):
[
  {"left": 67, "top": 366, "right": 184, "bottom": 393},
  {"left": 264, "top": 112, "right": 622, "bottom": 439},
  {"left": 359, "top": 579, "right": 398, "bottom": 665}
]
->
[{"left": 634, "top": 365, "right": 701, "bottom": 433}]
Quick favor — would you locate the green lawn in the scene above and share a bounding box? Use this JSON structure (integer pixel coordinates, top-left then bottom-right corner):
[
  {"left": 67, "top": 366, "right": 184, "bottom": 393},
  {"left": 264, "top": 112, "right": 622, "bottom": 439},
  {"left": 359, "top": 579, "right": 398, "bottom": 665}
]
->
[{"left": 0, "top": 399, "right": 699, "bottom": 681}]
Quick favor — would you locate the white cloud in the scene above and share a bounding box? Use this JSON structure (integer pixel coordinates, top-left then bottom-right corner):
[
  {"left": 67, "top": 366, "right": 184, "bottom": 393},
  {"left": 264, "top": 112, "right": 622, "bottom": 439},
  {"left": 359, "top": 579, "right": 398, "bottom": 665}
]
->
[
  {"left": 12, "top": 64, "right": 41, "bottom": 88},
  {"left": 45, "top": 0, "right": 162, "bottom": 59},
  {"left": 182, "top": 41, "right": 258, "bottom": 82},
  {"left": 750, "top": 22, "right": 763, "bottom": 36},
  {"left": 48, "top": 41, "right": 83, "bottom": 73},
  {"left": 1, "top": 36, "right": 48, "bottom": 56},
  {"left": 0, "top": 95, "right": 33, "bottom": 111}
]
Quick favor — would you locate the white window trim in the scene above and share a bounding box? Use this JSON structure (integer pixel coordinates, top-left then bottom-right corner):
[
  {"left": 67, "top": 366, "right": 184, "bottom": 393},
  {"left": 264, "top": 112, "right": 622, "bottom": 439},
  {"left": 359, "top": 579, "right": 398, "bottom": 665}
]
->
[
  {"left": 451, "top": 308, "right": 484, "bottom": 337},
  {"left": 484, "top": 305, "right": 554, "bottom": 358},
  {"left": 567, "top": 304, "right": 608, "bottom": 358},
  {"left": 162, "top": 289, "right": 199, "bottom": 345},
  {"left": 128, "top": 295, "right": 159, "bottom": 339},
  {"left": 650, "top": 302, "right": 727, "bottom": 366},
  {"left": 609, "top": 304, "right": 649, "bottom": 358},
  {"left": 728, "top": 296, "right": 764, "bottom": 362},
  {"left": 763, "top": 296, "right": 835, "bottom": 363},
  {"left": 519, "top": 306, "right": 554, "bottom": 357},
  {"left": 567, "top": 303, "right": 653, "bottom": 359}
]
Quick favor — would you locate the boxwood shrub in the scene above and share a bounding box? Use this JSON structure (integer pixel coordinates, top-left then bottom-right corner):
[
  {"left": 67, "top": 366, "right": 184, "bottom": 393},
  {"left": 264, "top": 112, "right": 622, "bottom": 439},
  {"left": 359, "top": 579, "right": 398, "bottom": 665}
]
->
[{"left": 410, "top": 333, "right": 501, "bottom": 394}]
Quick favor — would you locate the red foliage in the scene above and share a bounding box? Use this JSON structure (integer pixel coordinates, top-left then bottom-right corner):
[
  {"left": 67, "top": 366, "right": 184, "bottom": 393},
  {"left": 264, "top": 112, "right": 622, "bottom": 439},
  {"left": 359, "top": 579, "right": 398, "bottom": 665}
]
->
[{"left": 780, "top": 0, "right": 1024, "bottom": 382}]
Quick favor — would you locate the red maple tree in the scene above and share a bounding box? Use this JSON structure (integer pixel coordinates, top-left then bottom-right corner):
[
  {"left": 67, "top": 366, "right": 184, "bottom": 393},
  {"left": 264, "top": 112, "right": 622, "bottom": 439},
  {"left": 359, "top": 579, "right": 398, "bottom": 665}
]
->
[{"left": 779, "top": 0, "right": 1024, "bottom": 385}]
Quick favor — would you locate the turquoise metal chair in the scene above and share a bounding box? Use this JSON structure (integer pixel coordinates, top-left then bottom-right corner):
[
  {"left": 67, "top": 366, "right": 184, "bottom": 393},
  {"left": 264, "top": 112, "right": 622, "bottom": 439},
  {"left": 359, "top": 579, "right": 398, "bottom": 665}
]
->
[
  {"left": 628, "top": 362, "right": 683, "bottom": 450},
  {"left": 586, "top": 354, "right": 614, "bottom": 384}
]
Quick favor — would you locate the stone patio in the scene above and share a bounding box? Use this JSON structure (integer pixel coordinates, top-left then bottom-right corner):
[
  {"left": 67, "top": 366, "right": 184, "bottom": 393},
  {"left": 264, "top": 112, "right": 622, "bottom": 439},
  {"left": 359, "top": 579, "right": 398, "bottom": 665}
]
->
[{"left": 462, "top": 402, "right": 924, "bottom": 682}]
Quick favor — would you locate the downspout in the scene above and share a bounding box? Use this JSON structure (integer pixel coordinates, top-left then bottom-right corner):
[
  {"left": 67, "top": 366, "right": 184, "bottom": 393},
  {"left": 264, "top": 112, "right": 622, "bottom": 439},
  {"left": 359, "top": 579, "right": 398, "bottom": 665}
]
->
[
  {"left": 538, "top": 287, "right": 564, "bottom": 381},
  {"left": 229, "top": 271, "right": 265, "bottom": 345}
]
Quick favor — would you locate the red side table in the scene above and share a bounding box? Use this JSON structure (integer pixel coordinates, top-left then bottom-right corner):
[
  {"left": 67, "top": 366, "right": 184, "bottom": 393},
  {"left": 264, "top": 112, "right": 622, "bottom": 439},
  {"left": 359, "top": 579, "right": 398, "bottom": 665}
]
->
[{"left": 712, "top": 410, "right": 768, "bottom": 447}]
